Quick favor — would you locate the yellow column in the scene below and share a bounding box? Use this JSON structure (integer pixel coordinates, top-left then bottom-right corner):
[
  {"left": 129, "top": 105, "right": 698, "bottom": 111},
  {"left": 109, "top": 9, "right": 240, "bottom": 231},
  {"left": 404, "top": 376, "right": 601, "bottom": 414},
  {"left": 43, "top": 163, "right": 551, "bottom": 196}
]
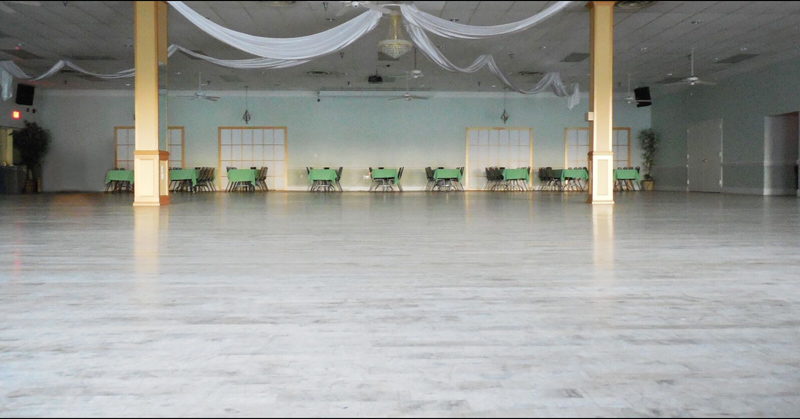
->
[
  {"left": 133, "top": 1, "right": 169, "bottom": 206},
  {"left": 587, "top": 1, "right": 615, "bottom": 205}
]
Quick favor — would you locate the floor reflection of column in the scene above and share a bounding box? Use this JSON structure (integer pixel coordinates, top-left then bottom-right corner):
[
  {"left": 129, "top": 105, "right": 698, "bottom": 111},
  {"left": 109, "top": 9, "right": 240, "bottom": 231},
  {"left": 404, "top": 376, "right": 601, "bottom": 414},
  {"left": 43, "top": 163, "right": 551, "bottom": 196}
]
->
[
  {"left": 134, "top": 207, "right": 164, "bottom": 278},
  {"left": 592, "top": 204, "right": 614, "bottom": 272}
]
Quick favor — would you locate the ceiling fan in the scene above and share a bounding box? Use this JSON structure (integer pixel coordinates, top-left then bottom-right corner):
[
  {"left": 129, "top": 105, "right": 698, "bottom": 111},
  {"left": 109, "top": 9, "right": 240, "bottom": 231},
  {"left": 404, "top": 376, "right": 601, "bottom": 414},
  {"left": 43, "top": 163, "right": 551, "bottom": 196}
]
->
[
  {"left": 0, "top": 1, "right": 40, "bottom": 14},
  {"left": 180, "top": 73, "right": 220, "bottom": 102},
  {"left": 388, "top": 73, "right": 427, "bottom": 101},
  {"left": 668, "top": 48, "right": 716, "bottom": 86}
]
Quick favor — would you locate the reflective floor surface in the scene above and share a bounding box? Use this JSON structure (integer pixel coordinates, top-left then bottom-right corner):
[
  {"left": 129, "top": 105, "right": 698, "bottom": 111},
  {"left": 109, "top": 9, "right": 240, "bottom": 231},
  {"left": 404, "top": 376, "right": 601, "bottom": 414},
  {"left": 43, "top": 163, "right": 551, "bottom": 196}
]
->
[{"left": 1, "top": 192, "right": 799, "bottom": 417}]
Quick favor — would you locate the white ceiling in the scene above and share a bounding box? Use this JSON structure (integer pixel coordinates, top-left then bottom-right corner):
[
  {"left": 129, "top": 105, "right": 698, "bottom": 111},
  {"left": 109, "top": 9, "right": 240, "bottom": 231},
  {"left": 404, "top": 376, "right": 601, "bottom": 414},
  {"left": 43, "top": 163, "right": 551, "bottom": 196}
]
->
[{"left": 1, "top": 1, "right": 799, "bottom": 95}]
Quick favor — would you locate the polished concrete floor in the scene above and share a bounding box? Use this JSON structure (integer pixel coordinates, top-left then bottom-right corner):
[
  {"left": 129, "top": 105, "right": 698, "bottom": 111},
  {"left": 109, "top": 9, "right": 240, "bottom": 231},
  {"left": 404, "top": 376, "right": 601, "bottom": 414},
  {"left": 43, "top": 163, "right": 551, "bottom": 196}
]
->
[{"left": 1, "top": 191, "right": 799, "bottom": 417}]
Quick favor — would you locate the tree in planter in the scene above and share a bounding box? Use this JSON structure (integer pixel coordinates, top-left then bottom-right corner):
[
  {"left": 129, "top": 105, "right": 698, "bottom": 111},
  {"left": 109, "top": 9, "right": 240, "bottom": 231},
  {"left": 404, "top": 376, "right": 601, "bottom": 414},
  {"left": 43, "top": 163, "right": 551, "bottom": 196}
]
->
[
  {"left": 638, "top": 128, "right": 660, "bottom": 181},
  {"left": 11, "top": 121, "right": 51, "bottom": 192}
]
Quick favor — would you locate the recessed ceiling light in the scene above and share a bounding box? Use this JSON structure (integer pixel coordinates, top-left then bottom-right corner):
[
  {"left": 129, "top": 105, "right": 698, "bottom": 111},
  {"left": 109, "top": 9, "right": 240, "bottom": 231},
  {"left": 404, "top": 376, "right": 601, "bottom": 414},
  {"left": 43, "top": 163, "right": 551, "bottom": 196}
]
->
[
  {"left": 740, "top": 47, "right": 748, "bottom": 51},
  {"left": 714, "top": 57, "right": 720, "bottom": 61},
  {"left": 540, "top": 46, "right": 547, "bottom": 49},
  {"left": 449, "top": 18, "right": 459, "bottom": 22},
  {"left": 640, "top": 47, "right": 648, "bottom": 51},
  {"left": 125, "top": 83, "right": 131, "bottom": 86},
  {"left": 174, "top": 72, "right": 182, "bottom": 75},
  {"left": 667, "top": 72, "right": 673, "bottom": 76},
  {"left": 615, "top": 1, "right": 655, "bottom": 10}
]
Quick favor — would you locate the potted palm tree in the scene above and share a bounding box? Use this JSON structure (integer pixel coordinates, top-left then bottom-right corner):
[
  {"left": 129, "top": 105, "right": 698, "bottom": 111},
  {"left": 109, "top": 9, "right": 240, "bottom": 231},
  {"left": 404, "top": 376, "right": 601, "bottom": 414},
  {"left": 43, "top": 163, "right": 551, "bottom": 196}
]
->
[
  {"left": 12, "top": 121, "right": 51, "bottom": 193},
  {"left": 638, "top": 128, "right": 659, "bottom": 191}
]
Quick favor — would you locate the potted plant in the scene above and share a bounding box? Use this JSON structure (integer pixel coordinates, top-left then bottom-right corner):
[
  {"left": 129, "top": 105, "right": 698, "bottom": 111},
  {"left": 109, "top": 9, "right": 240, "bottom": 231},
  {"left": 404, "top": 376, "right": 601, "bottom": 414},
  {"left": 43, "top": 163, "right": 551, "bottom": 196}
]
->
[
  {"left": 638, "top": 128, "right": 660, "bottom": 191},
  {"left": 11, "top": 121, "right": 51, "bottom": 193}
]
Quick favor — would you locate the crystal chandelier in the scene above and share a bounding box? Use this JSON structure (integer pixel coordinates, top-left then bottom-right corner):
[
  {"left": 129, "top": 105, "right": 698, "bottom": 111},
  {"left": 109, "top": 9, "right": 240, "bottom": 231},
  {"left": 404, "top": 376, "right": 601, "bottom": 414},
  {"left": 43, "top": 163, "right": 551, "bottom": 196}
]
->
[{"left": 378, "top": 13, "right": 413, "bottom": 59}]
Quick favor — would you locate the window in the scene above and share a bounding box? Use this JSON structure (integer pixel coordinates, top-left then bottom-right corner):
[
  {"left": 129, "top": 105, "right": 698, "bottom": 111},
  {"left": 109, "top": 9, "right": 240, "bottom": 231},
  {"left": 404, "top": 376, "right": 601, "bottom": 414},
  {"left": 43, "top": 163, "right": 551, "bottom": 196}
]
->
[
  {"left": 466, "top": 127, "right": 533, "bottom": 190},
  {"left": 219, "top": 127, "right": 287, "bottom": 190},
  {"left": 114, "top": 126, "right": 185, "bottom": 170},
  {"left": 565, "top": 127, "right": 631, "bottom": 169}
]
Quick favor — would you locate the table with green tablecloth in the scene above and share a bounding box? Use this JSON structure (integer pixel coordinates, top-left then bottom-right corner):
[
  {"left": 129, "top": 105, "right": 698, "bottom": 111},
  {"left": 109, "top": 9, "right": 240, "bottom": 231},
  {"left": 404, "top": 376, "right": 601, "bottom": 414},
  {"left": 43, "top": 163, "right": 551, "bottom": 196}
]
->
[
  {"left": 499, "top": 168, "right": 530, "bottom": 191},
  {"left": 433, "top": 168, "right": 463, "bottom": 191},
  {"left": 105, "top": 170, "right": 134, "bottom": 192},
  {"left": 370, "top": 168, "right": 400, "bottom": 191},
  {"left": 614, "top": 169, "right": 641, "bottom": 190},
  {"left": 169, "top": 169, "right": 199, "bottom": 190},
  {"left": 555, "top": 168, "right": 589, "bottom": 191},
  {"left": 308, "top": 168, "right": 340, "bottom": 191},
  {"left": 226, "top": 169, "right": 258, "bottom": 191}
]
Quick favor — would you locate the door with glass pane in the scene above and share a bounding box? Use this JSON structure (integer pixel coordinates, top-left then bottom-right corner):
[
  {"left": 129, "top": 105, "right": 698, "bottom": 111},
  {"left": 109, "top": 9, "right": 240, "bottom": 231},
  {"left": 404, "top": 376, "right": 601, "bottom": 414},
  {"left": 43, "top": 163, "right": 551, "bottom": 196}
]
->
[
  {"left": 465, "top": 127, "right": 533, "bottom": 190},
  {"left": 167, "top": 127, "right": 184, "bottom": 168},
  {"left": 115, "top": 126, "right": 184, "bottom": 170},
  {"left": 565, "top": 127, "right": 631, "bottom": 169},
  {"left": 114, "top": 127, "right": 136, "bottom": 170},
  {"left": 218, "top": 127, "right": 287, "bottom": 190}
]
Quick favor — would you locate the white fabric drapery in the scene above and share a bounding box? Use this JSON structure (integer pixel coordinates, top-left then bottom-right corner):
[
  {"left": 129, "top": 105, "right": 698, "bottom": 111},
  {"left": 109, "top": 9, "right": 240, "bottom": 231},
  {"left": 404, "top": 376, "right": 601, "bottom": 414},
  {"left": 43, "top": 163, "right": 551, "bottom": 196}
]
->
[
  {"left": 3, "top": 1, "right": 581, "bottom": 107},
  {"left": 404, "top": 23, "right": 580, "bottom": 108},
  {"left": 167, "top": 1, "right": 382, "bottom": 60},
  {"left": 168, "top": 45, "right": 311, "bottom": 69},
  {"left": 399, "top": 2, "right": 573, "bottom": 40},
  {"left": 0, "top": 46, "right": 318, "bottom": 100}
]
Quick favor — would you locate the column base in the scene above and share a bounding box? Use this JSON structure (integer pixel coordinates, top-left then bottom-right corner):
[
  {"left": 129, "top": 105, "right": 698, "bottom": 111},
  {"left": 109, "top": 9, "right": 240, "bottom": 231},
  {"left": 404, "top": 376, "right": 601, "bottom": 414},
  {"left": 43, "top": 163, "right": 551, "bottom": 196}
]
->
[{"left": 587, "top": 151, "right": 615, "bottom": 205}]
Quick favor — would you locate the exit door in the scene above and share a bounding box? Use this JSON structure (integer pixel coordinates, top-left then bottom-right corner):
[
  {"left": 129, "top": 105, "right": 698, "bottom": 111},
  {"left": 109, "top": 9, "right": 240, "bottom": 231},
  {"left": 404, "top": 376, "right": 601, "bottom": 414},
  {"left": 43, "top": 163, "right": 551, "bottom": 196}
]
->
[{"left": 688, "top": 118, "right": 723, "bottom": 193}]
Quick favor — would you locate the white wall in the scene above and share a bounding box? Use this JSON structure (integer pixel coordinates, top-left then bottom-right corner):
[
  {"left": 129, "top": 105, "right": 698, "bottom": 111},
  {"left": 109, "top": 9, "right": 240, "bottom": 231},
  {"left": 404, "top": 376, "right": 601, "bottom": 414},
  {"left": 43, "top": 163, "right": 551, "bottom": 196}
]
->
[
  {"left": 652, "top": 56, "right": 800, "bottom": 194},
  {"left": 38, "top": 89, "right": 651, "bottom": 192},
  {"left": 764, "top": 112, "right": 799, "bottom": 195}
]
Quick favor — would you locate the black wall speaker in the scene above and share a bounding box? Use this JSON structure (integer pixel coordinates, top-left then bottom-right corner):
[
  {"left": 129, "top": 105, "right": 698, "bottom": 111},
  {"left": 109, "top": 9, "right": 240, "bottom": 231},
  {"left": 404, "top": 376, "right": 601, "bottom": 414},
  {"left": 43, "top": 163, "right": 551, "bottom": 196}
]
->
[
  {"left": 634, "top": 86, "right": 651, "bottom": 107},
  {"left": 15, "top": 84, "right": 35, "bottom": 106}
]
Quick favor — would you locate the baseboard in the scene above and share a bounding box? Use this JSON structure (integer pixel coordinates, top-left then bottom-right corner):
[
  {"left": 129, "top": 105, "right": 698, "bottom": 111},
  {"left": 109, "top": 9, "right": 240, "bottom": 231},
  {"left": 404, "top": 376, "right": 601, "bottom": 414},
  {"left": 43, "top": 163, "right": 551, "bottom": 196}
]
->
[
  {"left": 723, "top": 187, "right": 765, "bottom": 195},
  {"left": 655, "top": 185, "right": 688, "bottom": 192},
  {"left": 763, "top": 188, "right": 799, "bottom": 196}
]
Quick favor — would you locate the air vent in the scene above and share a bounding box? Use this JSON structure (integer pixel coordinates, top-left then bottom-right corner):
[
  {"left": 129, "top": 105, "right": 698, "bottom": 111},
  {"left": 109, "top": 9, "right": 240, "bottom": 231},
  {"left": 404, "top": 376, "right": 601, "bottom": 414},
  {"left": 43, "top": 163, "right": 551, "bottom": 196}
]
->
[
  {"left": 561, "top": 53, "right": 590, "bottom": 63},
  {"left": 261, "top": 1, "right": 296, "bottom": 6},
  {"left": 615, "top": 1, "right": 655, "bottom": 10},
  {"left": 306, "top": 70, "right": 332, "bottom": 77},
  {"left": 715, "top": 53, "right": 758, "bottom": 64},
  {"left": 1, "top": 49, "right": 43, "bottom": 60},
  {"left": 219, "top": 75, "right": 244, "bottom": 83},
  {"left": 655, "top": 76, "right": 684, "bottom": 85},
  {"left": 70, "top": 55, "right": 117, "bottom": 61},
  {"left": 518, "top": 71, "right": 544, "bottom": 76}
]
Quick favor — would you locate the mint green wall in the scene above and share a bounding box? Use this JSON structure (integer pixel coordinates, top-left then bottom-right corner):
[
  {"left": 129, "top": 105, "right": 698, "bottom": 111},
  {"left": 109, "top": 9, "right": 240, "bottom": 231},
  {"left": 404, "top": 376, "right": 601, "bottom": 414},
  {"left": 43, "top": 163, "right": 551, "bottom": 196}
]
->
[
  {"left": 652, "top": 57, "right": 800, "bottom": 194},
  {"left": 39, "top": 91, "right": 650, "bottom": 191}
]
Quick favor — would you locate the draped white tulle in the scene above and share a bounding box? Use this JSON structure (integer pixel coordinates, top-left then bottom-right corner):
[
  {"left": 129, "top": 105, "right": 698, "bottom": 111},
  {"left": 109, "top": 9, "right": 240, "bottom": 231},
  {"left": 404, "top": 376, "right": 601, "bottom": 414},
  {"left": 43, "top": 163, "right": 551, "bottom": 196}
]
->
[
  {"left": 404, "top": 22, "right": 580, "bottom": 109},
  {"left": 0, "top": 46, "right": 317, "bottom": 100},
  {"left": 2, "top": 1, "right": 581, "bottom": 108},
  {"left": 399, "top": 2, "right": 572, "bottom": 40},
  {"left": 167, "top": 1, "right": 382, "bottom": 60}
]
